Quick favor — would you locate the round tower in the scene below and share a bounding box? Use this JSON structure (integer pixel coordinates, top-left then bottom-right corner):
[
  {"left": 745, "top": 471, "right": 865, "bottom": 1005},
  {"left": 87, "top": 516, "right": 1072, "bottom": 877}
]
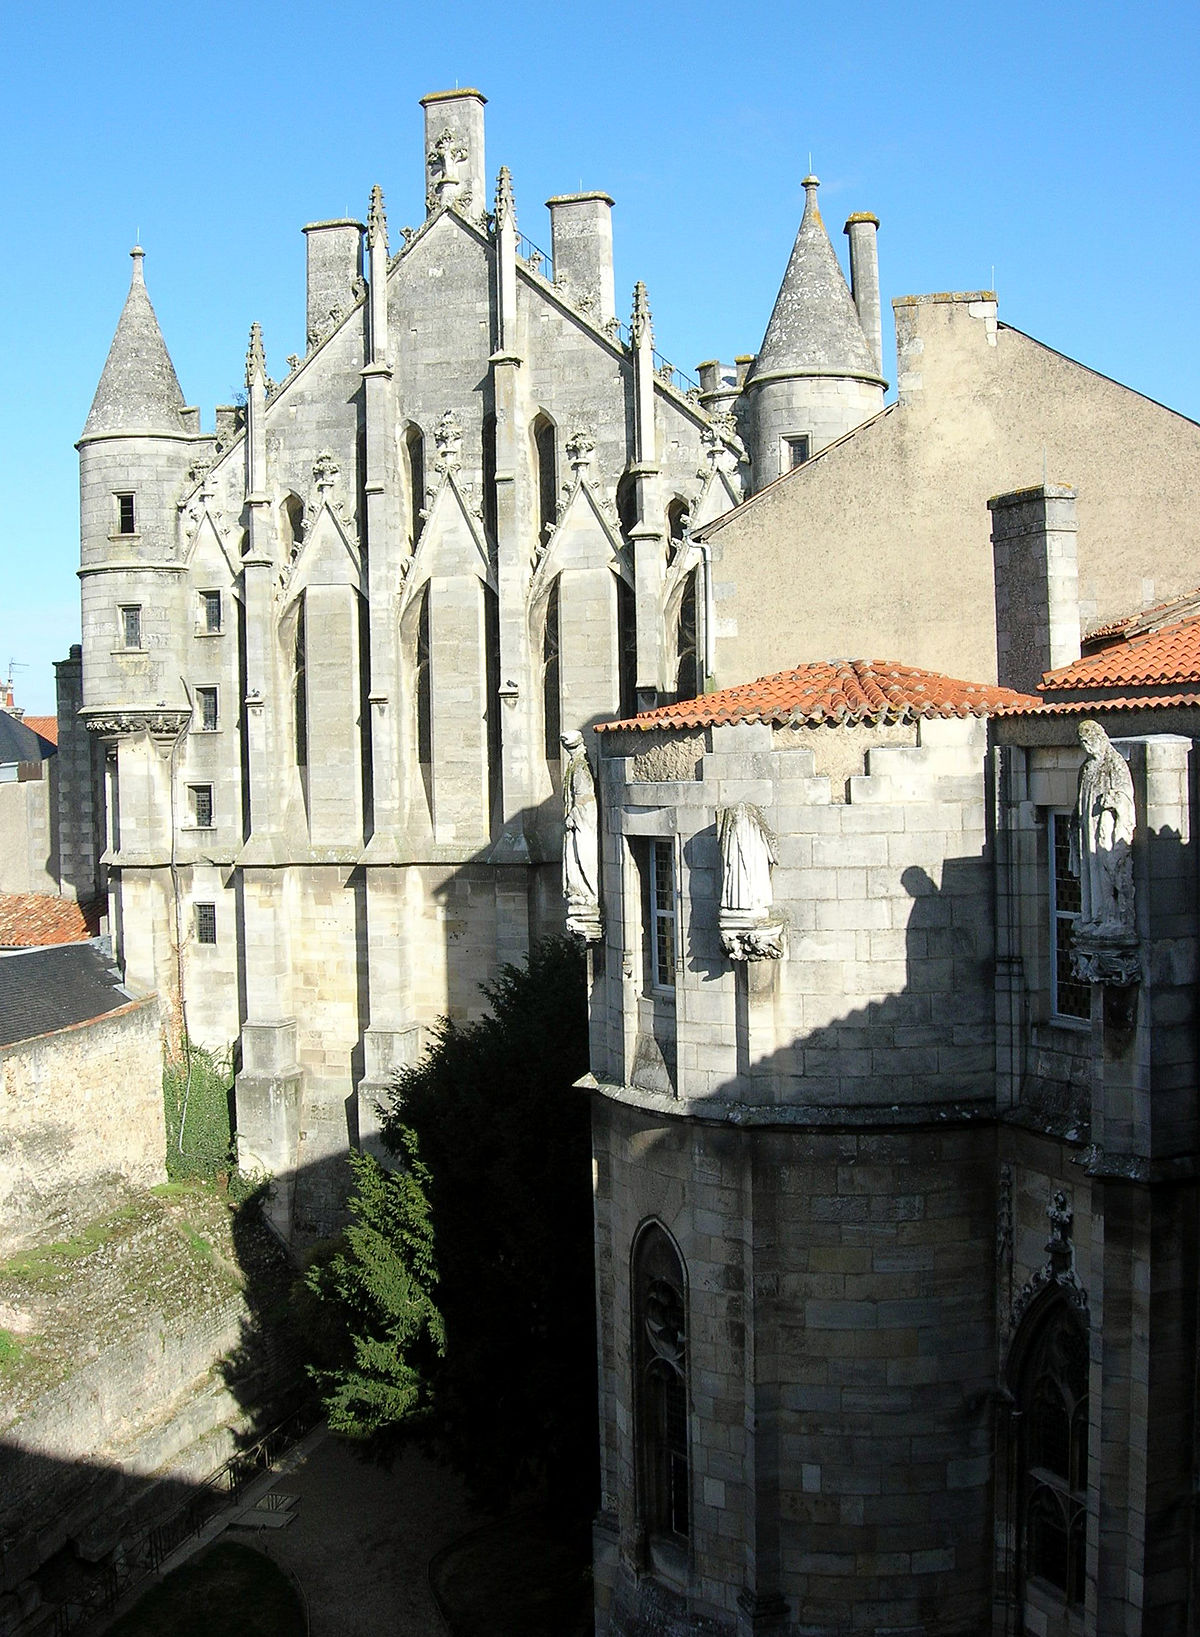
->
[
  {"left": 741, "top": 176, "right": 886, "bottom": 491},
  {"left": 77, "top": 246, "right": 207, "bottom": 722}
]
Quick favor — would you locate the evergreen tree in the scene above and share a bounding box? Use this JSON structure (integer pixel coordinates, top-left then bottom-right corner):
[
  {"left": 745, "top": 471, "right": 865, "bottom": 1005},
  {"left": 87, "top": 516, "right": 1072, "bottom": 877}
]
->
[{"left": 308, "top": 937, "right": 595, "bottom": 1506}]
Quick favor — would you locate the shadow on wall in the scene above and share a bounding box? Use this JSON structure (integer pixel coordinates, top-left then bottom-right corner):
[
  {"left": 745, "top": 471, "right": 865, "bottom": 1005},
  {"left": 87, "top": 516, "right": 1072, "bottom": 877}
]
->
[{"left": 0, "top": 1161, "right": 342, "bottom": 1635}]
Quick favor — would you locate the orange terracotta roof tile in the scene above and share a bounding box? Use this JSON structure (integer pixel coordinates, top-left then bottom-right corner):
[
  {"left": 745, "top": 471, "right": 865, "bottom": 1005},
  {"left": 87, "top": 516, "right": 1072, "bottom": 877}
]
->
[
  {"left": 998, "top": 691, "right": 1200, "bottom": 718},
  {"left": 0, "top": 894, "right": 104, "bottom": 948},
  {"left": 22, "top": 716, "right": 58, "bottom": 747},
  {"left": 598, "top": 660, "right": 1041, "bottom": 732},
  {"left": 1084, "top": 586, "right": 1200, "bottom": 647},
  {"left": 1039, "top": 613, "right": 1200, "bottom": 692}
]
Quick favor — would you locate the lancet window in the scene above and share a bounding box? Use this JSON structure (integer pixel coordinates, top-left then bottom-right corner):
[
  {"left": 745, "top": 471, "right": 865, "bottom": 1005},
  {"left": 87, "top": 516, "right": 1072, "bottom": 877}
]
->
[
  {"left": 533, "top": 413, "right": 557, "bottom": 546},
  {"left": 1013, "top": 1296, "right": 1089, "bottom": 1613},
  {"left": 633, "top": 1222, "right": 689, "bottom": 1546}
]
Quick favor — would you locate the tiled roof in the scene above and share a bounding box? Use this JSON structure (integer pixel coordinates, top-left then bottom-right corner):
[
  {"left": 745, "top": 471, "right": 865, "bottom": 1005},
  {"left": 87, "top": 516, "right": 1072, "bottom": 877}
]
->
[
  {"left": 22, "top": 716, "right": 58, "bottom": 746},
  {"left": 1039, "top": 613, "right": 1200, "bottom": 692},
  {"left": 1084, "top": 586, "right": 1200, "bottom": 647},
  {"left": 0, "top": 894, "right": 104, "bottom": 949},
  {"left": 0, "top": 942, "right": 137, "bottom": 1049},
  {"left": 598, "top": 660, "right": 1041, "bottom": 732},
  {"left": 999, "top": 691, "right": 1200, "bottom": 718}
]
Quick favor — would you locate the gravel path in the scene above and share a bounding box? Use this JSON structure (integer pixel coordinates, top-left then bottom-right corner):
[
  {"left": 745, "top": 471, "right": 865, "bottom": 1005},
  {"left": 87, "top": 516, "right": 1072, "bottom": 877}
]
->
[{"left": 228, "top": 1430, "right": 478, "bottom": 1637}]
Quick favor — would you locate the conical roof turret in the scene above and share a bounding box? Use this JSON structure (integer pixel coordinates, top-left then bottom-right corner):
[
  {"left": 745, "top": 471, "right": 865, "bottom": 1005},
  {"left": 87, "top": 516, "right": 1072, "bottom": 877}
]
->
[
  {"left": 83, "top": 247, "right": 189, "bottom": 437},
  {"left": 751, "top": 176, "right": 881, "bottom": 383}
]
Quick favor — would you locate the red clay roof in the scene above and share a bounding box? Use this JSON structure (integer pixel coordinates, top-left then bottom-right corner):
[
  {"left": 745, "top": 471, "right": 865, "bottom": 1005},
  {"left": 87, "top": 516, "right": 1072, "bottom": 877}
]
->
[
  {"left": 1084, "top": 586, "right": 1200, "bottom": 647},
  {"left": 598, "top": 660, "right": 1041, "bottom": 732},
  {"left": 22, "top": 716, "right": 58, "bottom": 746},
  {"left": 0, "top": 894, "right": 104, "bottom": 948},
  {"left": 1039, "top": 612, "right": 1200, "bottom": 692}
]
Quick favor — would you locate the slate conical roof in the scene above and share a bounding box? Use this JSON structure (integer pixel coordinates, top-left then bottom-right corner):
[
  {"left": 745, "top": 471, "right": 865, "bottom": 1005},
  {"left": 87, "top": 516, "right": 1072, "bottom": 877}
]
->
[
  {"left": 751, "top": 176, "right": 880, "bottom": 383},
  {"left": 83, "top": 247, "right": 188, "bottom": 437}
]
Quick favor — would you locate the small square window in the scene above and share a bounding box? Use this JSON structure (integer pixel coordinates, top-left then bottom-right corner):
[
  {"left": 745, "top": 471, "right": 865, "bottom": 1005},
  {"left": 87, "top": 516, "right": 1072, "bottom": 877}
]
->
[
  {"left": 195, "top": 687, "right": 219, "bottom": 731},
  {"left": 116, "top": 493, "right": 136, "bottom": 534},
  {"left": 120, "top": 605, "right": 142, "bottom": 649},
  {"left": 784, "top": 435, "right": 810, "bottom": 470},
  {"left": 189, "top": 784, "right": 214, "bottom": 828},
  {"left": 195, "top": 903, "right": 217, "bottom": 945},
  {"left": 201, "top": 591, "right": 223, "bottom": 634}
]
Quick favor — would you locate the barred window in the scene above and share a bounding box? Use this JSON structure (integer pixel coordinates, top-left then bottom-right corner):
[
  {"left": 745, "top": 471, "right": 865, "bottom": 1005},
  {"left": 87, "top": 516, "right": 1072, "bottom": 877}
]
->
[
  {"left": 1050, "top": 812, "right": 1089, "bottom": 1021},
  {"left": 189, "top": 784, "right": 214, "bottom": 828},
  {"left": 116, "top": 493, "right": 136, "bottom": 534},
  {"left": 194, "top": 903, "right": 217, "bottom": 945},
  {"left": 120, "top": 605, "right": 142, "bottom": 650},
  {"left": 200, "top": 590, "right": 223, "bottom": 633},
  {"left": 196, "top": 687, "right": 218, "bottom": 731}
]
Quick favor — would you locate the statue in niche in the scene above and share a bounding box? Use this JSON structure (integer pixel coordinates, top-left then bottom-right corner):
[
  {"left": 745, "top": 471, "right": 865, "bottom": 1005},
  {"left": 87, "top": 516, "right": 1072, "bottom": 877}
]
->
[
  {"left": 1069, "top": 719, "right": 1139, "bottom": 985},
  {"left": 560, "top": 731, "right": 602, "bottom": 941},
  {"left": 718, "top": 802, "right": 785, "bottom": 961}
]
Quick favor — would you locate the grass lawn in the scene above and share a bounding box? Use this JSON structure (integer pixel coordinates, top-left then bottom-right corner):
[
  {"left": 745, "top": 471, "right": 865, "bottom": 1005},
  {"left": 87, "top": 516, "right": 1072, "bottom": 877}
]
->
[
  {"left": 107, "top": 1542, "right": 305, "bottom": 1637},
  {"left": 430, "top": 1507, "right": 592, "bottom": 1637}
]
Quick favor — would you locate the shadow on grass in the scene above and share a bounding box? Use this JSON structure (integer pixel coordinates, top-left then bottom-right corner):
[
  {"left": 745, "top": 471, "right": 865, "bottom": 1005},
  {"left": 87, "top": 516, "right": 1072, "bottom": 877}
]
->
[
  {"left": 429, "top": 1502, "right": 592, "bottom": 1637},
  {"left": 106, "top": 1541, "right": 305, "bottom": 1637}
]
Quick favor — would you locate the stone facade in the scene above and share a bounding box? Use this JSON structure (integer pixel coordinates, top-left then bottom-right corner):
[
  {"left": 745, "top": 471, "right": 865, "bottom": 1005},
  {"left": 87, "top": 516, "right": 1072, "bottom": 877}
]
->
[
  {"left": 584, "top": 488, "right": 1200, "bottom": 1634},
  {"left": 75, "top": 89, "right": 885, "bottom": 1243}
]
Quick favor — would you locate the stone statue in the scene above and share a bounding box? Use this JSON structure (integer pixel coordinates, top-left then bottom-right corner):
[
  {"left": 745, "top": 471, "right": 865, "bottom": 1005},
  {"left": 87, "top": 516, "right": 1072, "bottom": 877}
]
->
[
  {"left": 1070, "top": 720, "right": 1135, "bottom": 937},
  {"left": 717, "top": 803, "right": 785, "bottom": 961},
  {"left": 1069, "top": 719, "right": 1138, "bottom": 985},
  {"left": 561, "top": 731, "right": 602, "bottom": 941}
]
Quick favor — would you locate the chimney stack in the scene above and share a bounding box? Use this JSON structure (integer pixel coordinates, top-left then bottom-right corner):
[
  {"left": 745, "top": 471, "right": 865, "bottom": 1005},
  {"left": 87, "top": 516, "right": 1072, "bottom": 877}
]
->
[
  {"left": 844, "top": 213, "right": 883, "bottom": 379},
  {"left": 421, "top": 89, "right": 487, "bottom": 219},
  {"left": 546, "top": 193, "right": 616, "bottom": 325},
  {"left": 989, "top": 484, "right": 1080, "bottom": 694},
  {"left": 302, "top": 219, "right": 364, "bottom": 351}
]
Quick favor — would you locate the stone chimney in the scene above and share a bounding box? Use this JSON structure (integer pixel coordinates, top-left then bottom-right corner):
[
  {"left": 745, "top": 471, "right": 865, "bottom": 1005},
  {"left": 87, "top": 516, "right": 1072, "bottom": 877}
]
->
[
  {"left": 989, "top": 484, "right": 1080, "bottom": 694},
  {"left": 844, "top": 212, "right": 883, "bottom": 379},
  {"left": 421, "top": 89, "right": 487, "bottom": 219},
  {"left": 546, "top": 192, "right": 616, "bottom": 325},
  {"left": 302, "top": 220, "right": 364, "bottom": 350}
]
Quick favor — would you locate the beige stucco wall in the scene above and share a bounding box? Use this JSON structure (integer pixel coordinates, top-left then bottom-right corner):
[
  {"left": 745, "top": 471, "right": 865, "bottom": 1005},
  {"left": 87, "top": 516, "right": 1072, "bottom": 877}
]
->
[
  {"left": 704, "top": 293, "right": 1200, "bottom": 688},
  {"left": 0, "top": 996, "right": 164, "bottom": 1255}
]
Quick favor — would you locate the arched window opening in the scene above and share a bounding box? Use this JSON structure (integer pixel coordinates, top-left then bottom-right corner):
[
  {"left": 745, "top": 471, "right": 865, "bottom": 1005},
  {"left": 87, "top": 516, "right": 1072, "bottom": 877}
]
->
[
  {"left": 415, "top": 584, "right": 432, "bottom": 771},
  {"left": 666, "top": 498, "right": 689, "bottom": 563},
  {"left": 633, "top": 1223, "right": 689, "bottom": 1546},
  {"left": 1014, "top": 1299, "right": 1089, "bottom": 1611},
  {"left": 484, "top": 583, "right": 501, "bottom": 829},
  {"left": 533, "top": 414, "right": 557, "bottom": 546},
  {"left": 616, "top": 472, "right": 638, "bottom": 543},
  {"left": 405, "top": 424, "right": 426, "bottom": 547},
  {"left": 674, "top": 571, "right": 701, "bottom": 703},
  {"left": 280, "top": 493, "right": 305, "bottom": 561},
  {"left": 292, "top": 596, "right": 308, "bottom": 772},
  {"left": 542, "top": 580, "right": 561, "bottom": 763},
  {"left": 617, "top": 575, "right": 638, "bottom": 720},
  {"left": 482, "top": 412, "right": 498, "bottom": 543}
]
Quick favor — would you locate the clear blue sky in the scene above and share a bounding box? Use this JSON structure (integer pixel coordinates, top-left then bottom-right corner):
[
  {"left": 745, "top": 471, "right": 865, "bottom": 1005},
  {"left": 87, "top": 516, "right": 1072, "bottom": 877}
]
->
[{"left": 2, "top": 0, "right": 1197, "bottom": 711}]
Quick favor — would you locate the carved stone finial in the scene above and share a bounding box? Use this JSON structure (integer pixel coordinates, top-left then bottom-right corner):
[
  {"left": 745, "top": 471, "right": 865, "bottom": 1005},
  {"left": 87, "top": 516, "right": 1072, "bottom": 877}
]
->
[
  {"left": 367, "top": 184, "right": 388, "bottom": 250},
  {"left": 494, "top": 166, "right": 516, "bottom": 234},
  {"left": 245, "top": 321, "right": 266, "bottom": 389},
  {"left": 433, "top": 409, "right": 464, "bottom": 473},
  {"left": 630, "top": 281, "right": 652, "bottom": 349},
  {"left": 312, "top": 451, "right": 339, "bottom": 495},
  {"left": 565, "top": 428, "right": 595, "bottom": 472},
  {"left": 427, "top": 126, "right": 469, "bottom": 211}
]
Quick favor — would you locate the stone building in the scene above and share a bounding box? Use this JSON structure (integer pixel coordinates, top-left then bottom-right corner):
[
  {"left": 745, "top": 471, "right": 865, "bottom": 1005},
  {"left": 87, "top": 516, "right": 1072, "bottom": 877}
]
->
[
  {"left": 583, "top": 487, "right": 1200, "bottom": 1635},
  {"left": 74, "top": 89, "right": 885, "bottom": 1240}
]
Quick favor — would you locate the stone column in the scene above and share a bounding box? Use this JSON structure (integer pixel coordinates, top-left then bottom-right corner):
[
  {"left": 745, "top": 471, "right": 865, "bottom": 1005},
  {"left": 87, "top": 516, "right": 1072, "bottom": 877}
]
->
[{"left": 989, "top": 483, "right": 1080, "bottom": 693}]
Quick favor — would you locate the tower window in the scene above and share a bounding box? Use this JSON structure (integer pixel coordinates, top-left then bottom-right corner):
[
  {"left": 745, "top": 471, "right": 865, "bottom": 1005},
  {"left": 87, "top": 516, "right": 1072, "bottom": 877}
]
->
[
  {"left": 784, "top": 434, "right": 810, "bottom": 469},
  {"left": 649, "top": 840, "right": 677, "bottom": 991},
  {"left": 116, "top": 493, "right": 136, "bottom": 534},
  {"left": 1050, "top": 812, "right": 1089, "bottom": 1021},
  {"left": 188, "top": 784, "right": 214, "bottom": 828},
  {"left": 120, "top": 605, "right": 142, "bottom": 649},
  {"left": 194, "top": 903, "right": 217, "bottom": 945},
  {"left": 200, "top": 591, "right": 223, "bottom": 634},
  {"left": 195, "top": 687, "right": 218, "bottom": 731}
]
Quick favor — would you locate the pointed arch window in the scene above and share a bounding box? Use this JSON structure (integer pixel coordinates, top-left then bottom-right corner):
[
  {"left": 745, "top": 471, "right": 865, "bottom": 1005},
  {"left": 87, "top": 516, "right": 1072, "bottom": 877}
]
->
[
  {"left": 533, "top": 413, "right": 557, "bottom": 546},
  {"left": 674, "top": 570, "right": 701, "bottom": 703},
  {"left": 633, "top": 1222, "right": 689, "bottom": 1548},
  {"left": 280, "top": 493, "right": 305, "bottom": 561},
  {"left": 482, "top": 412, "right": 498, "bottom": 543},
  {"left": 666, "top": 498, "right": 689, "bottom": 563},
  {"left": 542, "top": 580, "right": 561, "bottom": 762},
  {"left": 405, "top": 424, "right": 426, "bottom": 547},
  {"left": 415, "top": 584, "right": 432, "bottom": 769},
  {"left": 292, "top": 596, "right": 308, "bottom": 773},
  {"left": 1013, "top": 1297, "right": 1089, "bottom": 1612},
  {"left": 484, "top": 582, "right": 501, "bottom": 828}
]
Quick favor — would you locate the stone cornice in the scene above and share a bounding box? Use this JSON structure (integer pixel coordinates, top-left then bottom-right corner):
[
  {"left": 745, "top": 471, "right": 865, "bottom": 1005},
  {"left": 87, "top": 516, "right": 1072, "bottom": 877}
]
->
[{"left": 82, "top": 708, "right": 190, "bottom": 738}]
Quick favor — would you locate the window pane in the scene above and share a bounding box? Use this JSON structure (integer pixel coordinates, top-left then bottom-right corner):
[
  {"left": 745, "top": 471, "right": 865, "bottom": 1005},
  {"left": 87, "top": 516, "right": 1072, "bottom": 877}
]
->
[
  {"left": 195, "top": 903, "right": 217, "bottom": 944},
  {"left": 652, "top": 841, "right": 676, "bottom": 988},
  {"left": 117, "top": 493, "right": 136, "bottom": 533},
  {"left": 197, "top": 688, "right": 218, "bottom": 731},
  {"left": 1051, "top": 813, "right": 1090, "bottom": 1019},
  {"left": 122, "top": 606, "right": 142, "bottom": 649},
  {"left": 202, "top": 591, "right": 222, "bottom": 633},
  {"left": 191, "top": 785, "right": 214, "bottom": 827}
]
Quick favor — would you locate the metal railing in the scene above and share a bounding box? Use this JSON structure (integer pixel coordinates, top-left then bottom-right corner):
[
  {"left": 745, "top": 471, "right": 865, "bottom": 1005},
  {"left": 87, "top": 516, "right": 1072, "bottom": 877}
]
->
[
  {"left": 48, "top": 1400, "right": 320, "bottom": 1634},
  {"left": 515, "top": 232, "right": 554, "bottom": 285}
]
